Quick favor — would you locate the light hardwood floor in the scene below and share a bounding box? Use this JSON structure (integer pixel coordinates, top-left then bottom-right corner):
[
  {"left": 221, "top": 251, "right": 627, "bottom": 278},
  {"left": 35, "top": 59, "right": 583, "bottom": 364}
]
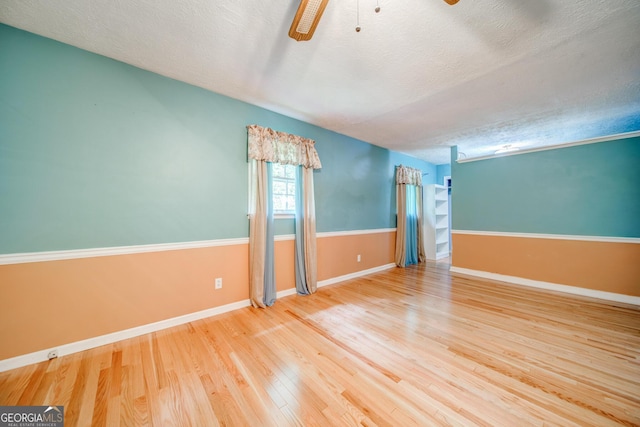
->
[{"left": 1, "top": 261, "right": 639, "bottom": 426}]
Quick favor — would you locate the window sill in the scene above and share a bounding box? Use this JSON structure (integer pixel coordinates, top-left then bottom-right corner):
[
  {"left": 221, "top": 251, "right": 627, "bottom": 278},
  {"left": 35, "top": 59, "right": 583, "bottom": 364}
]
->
[
  {"left": 275, "top": 213, "right": 295, "bottom": 219},
  {"left": 246, "top": 213, "right": 295, "bottom": 219}
]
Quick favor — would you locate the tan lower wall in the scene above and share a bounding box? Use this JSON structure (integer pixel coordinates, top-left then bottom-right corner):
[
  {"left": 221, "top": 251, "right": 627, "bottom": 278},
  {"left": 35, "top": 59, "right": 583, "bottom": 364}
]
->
[
  {"left": 0, "top": 230, "right": 396, "bottom": 361},
  {"left": 452, "top": 233, "right": 640, "bottom": 296},
  {"left": 0, "top": 244, "right": 250, "bottom": 361},
  {"left": 317, "top": 231, "right": 396, "bottom": 280}
]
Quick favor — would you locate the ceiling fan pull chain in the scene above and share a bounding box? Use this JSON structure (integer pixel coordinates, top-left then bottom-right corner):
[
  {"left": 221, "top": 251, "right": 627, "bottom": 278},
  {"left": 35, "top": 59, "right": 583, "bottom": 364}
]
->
[
  {"left": 355, "top": 0, "right": 361, "bottom": 32},
  {"left": 375, "top": 0, "right": 380, "bottom": 13}
]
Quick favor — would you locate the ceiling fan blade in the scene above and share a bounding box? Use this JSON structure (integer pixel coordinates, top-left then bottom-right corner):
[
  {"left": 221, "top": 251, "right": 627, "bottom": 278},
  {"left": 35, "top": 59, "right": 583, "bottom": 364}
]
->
[
  {"left": 289, "top": 0, "right": 330, "bottom": 41},
  {"left": 443, "top": 0, "right": 460, "bottom": 4}
]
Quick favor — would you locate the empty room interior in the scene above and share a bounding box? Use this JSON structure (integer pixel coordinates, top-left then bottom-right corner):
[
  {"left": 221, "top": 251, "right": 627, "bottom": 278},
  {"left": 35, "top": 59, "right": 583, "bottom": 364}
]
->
[{"left": 0, "top": 0, "right": 639, "bottom": 425}]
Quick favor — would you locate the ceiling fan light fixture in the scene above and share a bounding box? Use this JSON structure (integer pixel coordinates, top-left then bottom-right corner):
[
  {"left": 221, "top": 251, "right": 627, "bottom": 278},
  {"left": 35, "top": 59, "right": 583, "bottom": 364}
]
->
[{"left": 289, "top": 0, "right": 330, "bottom": 41}]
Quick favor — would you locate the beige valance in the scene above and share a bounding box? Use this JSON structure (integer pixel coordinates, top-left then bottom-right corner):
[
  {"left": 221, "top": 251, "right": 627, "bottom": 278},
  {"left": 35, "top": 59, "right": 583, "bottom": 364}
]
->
[
  {"left": 247, "top": 125, "right": 322, "bottom": 169},
  {"left": 395, "top": 165, "right": 422, "bottom": 186}
]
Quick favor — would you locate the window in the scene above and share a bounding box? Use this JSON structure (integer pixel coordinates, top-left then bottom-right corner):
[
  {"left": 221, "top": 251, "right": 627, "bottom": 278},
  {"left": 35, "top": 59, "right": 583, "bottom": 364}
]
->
[{"left": 272, "top": 163, "right": 296, "bottom": 215}]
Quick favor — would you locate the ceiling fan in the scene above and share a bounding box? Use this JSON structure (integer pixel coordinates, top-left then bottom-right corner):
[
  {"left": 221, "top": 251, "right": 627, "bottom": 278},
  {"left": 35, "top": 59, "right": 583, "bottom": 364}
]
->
[{"left": 289, "top": 0, "right": 460, "bottom": 41}]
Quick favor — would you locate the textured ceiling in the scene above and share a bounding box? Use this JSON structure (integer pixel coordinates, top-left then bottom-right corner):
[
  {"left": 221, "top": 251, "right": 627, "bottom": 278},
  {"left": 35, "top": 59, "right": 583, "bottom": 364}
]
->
[{"left": 1, "top": 0, "right": 639, "bottom": 164}]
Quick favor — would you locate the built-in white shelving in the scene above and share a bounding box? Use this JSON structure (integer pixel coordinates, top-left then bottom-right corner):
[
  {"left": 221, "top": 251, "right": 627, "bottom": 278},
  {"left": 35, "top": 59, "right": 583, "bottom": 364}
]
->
[{"left": 424, "top": 184, "right": 450, "bottom": 260}]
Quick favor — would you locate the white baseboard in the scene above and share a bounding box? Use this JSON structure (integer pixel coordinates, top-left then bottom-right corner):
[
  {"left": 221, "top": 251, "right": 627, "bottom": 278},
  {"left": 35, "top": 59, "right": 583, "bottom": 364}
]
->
[
  {"left": 317, "top": 263, "right": 396, "bottom": 288},
  {"left": 0, "top": 263, "right": 397, "bottom": 373},
  {"left": 449, "top": 266, "right": 640, "bottom": 306},
  {"left": 276, "top": 288, "right": 298, "bottom": 298},
  {"left": 0, "top": 299, "right": 251, "bottom": 373}
]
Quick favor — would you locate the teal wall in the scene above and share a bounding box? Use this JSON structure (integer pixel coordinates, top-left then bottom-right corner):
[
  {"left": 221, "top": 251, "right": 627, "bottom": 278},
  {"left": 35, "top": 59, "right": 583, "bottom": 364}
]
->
[
  {"left": 451, "top": 137, "right": 640, "bottom": 237},
  {"left": 0, "top": 24, "right": 435, "bottom": 254}
]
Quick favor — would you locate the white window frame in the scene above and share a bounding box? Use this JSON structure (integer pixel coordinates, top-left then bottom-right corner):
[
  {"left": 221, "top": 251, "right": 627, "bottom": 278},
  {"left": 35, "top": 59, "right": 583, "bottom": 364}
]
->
[
  {"left": 247, "top": 162, "right": 298, "bottom": 219},
  {"left": 272, "top": 163, "right": 297, "bottom": 218}
]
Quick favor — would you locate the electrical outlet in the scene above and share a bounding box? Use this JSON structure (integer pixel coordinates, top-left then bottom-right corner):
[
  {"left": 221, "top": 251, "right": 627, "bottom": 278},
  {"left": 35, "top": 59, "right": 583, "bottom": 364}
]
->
[
  {"left": 215, "top": 278, "right": 222, "bottom": 289},
  {"left": 47, "top": 349, "right": 58, "bottom": 360},
  {"left": 357, "top": 254, "right": 361, "bottom": 262}
]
